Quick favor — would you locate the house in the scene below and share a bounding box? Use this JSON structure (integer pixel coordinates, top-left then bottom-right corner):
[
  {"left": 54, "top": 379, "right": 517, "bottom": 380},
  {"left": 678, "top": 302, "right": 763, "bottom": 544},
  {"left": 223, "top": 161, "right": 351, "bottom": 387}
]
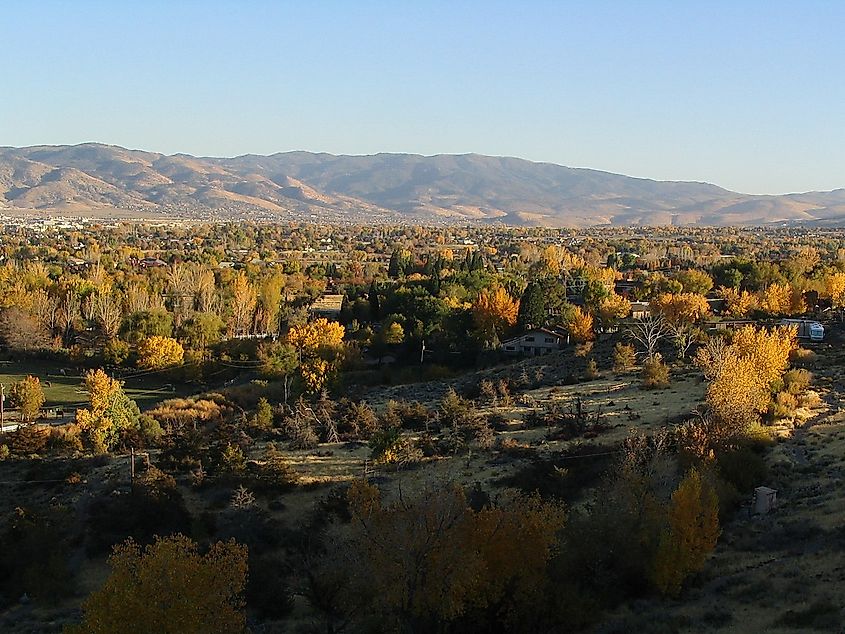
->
[
  {"left": 630, "top": 302, "right": 650, "bottom": 320},
  {"left": 139, "top": 257, "right": 167, "bottom": 268},
  {"left": 309, "top": 294, "right": 345, "bottom": 319},
  {"left": 500, "top": 328, "right": 567, "bottom": 356}
]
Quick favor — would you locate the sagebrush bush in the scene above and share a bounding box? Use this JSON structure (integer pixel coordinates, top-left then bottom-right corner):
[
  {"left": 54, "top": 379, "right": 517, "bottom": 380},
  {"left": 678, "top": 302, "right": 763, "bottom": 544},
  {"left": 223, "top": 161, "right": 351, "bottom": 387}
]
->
[
  {"left": 641, "top": 356, "right": 670, "bottom": 389},
  {"left": 613, "top": 342, "right": 637, "bottom": 373},
  {"left": 782, "top": 368, "right": 812, "bottom": 395}
]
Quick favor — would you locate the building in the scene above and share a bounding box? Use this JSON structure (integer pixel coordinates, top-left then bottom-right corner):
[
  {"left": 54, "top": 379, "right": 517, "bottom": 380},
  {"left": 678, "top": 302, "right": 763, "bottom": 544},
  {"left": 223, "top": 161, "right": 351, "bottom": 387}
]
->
[
  {"left": 309, "top": 294, "right": 345, "bottom": 319},
  {"left": 630, "top": 301, "right": 650, "bottom": 320},
  {"left": 500, "top": 328, "right": 568, "bottom": 356}
]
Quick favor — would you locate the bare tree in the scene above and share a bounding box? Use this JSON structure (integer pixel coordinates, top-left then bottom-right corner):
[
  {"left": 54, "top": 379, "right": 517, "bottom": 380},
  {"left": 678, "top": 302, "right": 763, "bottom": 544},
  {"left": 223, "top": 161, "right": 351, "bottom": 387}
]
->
[
  {"left": 627, "top": 315, "right": 669, "bottom": 360},
  {"left": 91, "top": 291, "right": 122, "bottom": 338}
]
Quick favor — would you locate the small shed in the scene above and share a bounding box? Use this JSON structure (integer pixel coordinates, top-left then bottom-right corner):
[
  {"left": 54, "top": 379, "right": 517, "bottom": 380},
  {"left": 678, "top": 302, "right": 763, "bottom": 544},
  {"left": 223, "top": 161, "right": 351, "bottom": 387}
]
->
[{"left": 753, "top": 486, "right": 777, "bottom": 514}]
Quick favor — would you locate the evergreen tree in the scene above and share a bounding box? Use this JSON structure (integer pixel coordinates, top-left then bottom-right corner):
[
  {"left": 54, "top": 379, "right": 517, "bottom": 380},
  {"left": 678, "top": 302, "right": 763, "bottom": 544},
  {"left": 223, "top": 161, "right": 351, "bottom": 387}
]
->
[
  {"left": 517, "top": 282, "right": 546, "bottom": 330},
  {"left": 368, "top": 281, "right": 381, "bottom": 320}
]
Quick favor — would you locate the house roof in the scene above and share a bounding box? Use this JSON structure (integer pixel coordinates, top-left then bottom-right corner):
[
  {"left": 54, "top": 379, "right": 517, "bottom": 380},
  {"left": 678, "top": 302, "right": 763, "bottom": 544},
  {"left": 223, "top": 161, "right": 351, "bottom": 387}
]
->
[{"left": 309, "top": 294, "right": 344, "bottom": 313}]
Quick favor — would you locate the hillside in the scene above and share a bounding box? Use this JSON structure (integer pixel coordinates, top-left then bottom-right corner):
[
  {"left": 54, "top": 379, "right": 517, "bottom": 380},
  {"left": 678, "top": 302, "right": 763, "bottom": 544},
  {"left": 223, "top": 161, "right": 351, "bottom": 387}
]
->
[{"left": 1, "top": 143, "right": 844, "bottom": 226}]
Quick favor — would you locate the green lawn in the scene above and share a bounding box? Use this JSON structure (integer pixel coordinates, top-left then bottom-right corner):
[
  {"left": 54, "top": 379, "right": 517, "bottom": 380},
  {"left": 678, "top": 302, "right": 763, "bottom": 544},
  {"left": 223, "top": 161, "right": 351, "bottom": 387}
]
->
[{"left": 0, "top": 360, "right": 199, "bottom": 414}]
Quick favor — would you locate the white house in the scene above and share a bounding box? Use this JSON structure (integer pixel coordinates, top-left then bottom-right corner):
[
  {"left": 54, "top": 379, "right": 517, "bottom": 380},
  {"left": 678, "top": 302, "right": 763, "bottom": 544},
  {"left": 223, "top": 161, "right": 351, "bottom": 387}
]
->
[{"left": 500, "top": 328, "right": 567, "bottom": 356}]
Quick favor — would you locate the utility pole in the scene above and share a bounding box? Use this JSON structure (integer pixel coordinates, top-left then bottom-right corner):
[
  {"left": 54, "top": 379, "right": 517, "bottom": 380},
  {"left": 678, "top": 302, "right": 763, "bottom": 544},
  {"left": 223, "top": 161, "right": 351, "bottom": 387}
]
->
[{"left": 0, "top": 383, "right": 4, "bottom": 433}]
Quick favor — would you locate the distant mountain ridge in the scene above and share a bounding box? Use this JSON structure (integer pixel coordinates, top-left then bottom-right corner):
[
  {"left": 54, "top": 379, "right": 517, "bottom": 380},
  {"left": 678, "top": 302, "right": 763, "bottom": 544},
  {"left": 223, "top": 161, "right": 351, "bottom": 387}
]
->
[{"left": 1, "top": 143, "right": 844, "bottom": 226}]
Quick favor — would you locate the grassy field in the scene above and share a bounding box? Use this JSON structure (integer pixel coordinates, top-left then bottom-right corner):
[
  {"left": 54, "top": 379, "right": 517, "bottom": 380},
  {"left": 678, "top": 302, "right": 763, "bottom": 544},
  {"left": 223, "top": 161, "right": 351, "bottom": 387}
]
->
[{"left": 0, "top": 359, "right": 198, "bottom": 415}]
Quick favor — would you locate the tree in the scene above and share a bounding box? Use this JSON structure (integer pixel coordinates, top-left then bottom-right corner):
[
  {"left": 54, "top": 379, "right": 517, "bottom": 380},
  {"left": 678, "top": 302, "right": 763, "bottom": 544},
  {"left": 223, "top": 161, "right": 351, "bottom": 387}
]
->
[
  {"left": 674, "top": 269, "right": 713, "bottom": 295},
  {"left": 178, "top": 312, "right": 225, "bottom": 351},
  {"left": 229, "top": 271, "right": 256, "bottom": 336},
  {"left": 717, "top": 286, "right": 756, "bottom": 318},
  {"left": 10, "top": 375, "right": 45, "bottom": 423},
  {"left": 380, "top": 321, "right": 405, "bottom": 345},
  {"left": 286, "top": 319, "right": 345, "bottom": 393},
  {"left": 472, "top": 287, "right": 519, "bottom": 344},
  {"left": 824, "top": 271, "right": 845, "bottom": 309},
  {"left": 627, "top": 315, "right": 669, "bottom": 360},
  {"left": 651, "top": 468, "right": 720, "bottom": 596},
  {"left": 598, "top": 293, "right": 632, "bottom": 331},
  {"left": 69, "top": 535, "right": 248, "bottom": 634},
  {"left": 695, "top": 324, "right": 796, "bottom": 433},
  {"left": 565, "top": 307, "right": 594, "bottom": 343},
  {"left": 368, "top": 281, "right": 381, "bottom": 320},
  {"left": 650, "top": 293, "right": 710, "bottom": 326},
  {"left": 517, "top": 282, "right": 545, "bottom": 330},
  {"left": 75, "top": 369, "right": 140, "bottom": 452},
  {"left": 121, "top": 309, "right": 173, "bottom": 345},
  {"left": 259, "top": 341, "right": 299, "bottom": 404},
  {"left": 758, "top": 282, "right": 804, "bottom": 316},
  {"left": 287, "top": 318, "right": 345, "bottom": 354},
  {"left": 323, "top": 480, "right": 565, "bottom": 631},
  {"left": 137, "top": 336, "right": 185, "bottom": 370}
]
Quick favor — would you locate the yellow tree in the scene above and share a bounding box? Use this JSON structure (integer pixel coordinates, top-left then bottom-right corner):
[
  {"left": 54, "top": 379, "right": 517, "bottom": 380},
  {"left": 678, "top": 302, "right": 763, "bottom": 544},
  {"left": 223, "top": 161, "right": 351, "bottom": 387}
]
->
[
  {"left": 758, "top": 282, "right": 804, "bottom": 315},
  {"left": 69, "top": 535, "right": 248, "bottom": 634},
  {"left": 286, "top": 318, "right": 346, "bottom": 392},
  {"left": 472, "top": 287, "right": 519, "bottom": 343},
  {"left": 717, "top": 286, "right": 757, "bottom": 318},
  {"left": 566, "top": 306, "right": 594, "bottom": 343},
  {"left": 650, "top": 293, "right": 710, "bottom": 325},
  {"left": 287, "top": 318, "right": 345, "bottom": 353},
  {"left": 598, "top": 293, "right": 632, "bottom": 330},
  {"left": 75, "top": 369, "right": 140, "bottom": 452},
  {"left": 652, "top": 468, "right": 720, "bottom": 596},
  {"left": 136, "top": 336, "right": 185, "bottom": 369},
  {"left": 824, "top": 271, "right": 845, "bottom": 309},
  {"left": 10, "top": 375, "right": 45, "bottom": 423},
  {"left": 695, "top": 324, "right": 796, "bottom": 432},
  {"left": 229, "top": 271, "right": 256, "bottom": 336}
]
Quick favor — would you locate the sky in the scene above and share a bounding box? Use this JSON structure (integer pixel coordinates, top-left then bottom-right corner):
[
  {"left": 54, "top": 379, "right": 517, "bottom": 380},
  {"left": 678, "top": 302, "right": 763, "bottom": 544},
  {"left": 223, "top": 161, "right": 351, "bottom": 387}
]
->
[{"left": 3, "top": 1, "right": 844, "bottom": 195}]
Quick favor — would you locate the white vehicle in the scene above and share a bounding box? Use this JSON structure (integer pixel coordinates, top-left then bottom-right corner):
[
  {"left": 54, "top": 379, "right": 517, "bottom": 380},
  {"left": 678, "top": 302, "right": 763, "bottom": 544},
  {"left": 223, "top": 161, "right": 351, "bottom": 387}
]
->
[{"left": 780, "top": 319, "right": 824, "bottom": 341}]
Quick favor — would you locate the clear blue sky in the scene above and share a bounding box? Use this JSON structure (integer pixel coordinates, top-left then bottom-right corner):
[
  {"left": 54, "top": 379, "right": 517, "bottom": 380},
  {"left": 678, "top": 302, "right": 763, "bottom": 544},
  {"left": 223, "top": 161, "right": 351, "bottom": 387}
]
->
[{"left": 3, "top": 1, "right": 843, "bottom": 194}]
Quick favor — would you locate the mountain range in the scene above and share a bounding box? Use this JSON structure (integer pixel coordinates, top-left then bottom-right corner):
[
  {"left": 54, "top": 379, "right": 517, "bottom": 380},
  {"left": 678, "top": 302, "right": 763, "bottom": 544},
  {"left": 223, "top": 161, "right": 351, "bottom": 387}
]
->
[{"left": 1, "top": 143, "right": 844, "bottom": 226}]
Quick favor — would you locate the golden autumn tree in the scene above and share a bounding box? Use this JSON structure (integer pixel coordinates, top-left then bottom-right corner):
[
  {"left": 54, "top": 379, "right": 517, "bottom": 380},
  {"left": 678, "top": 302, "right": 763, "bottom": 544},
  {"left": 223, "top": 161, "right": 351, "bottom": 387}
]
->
[
  {"left": 229, "top": 271, "right": 256, "bottom": 336},
  {"left": 650, "top": 292, "right": 710, "bottom": 325},
  {"left": 68, "top": 534, "right": 248, "bottom": 634},
  {"left": 287, "top": 318, "right": 345, "bottom": 353},
  {"left": 136, "top": 335, "right": 185, "bottom": 370},
  {"left": 334, "top": 480, "right": 565, "bottom": 630},
  {"left": 565, "top": 306, "right": 594, "bottom": 343},
  {"left": 10, "top": 375, "right": 45, "bottom": 423},
  {"left": 75, "top": 369, "right": 140, "bottom": 452},
  {"left": 286, "top": 318, "right": 345, "bottom": 392},
  {"left": 824, "top": 271, "right": 845, "bottom": 309},
  {"left": 717, "top": 286, "right": 757, "bottom": 318},
  {"left": 695, "top": 324, "right": 796, "bottom": 433},
  {"left": 598, "top": 293, "right": 632, "bottom": 330},
  {"left": 758, "top": 282, "right": 804, "bottom": 316},
  {"left": 472, "top": 286, "right": 519, "bottom": 344},
  {"left": 651, "top": 468, "right": 720, "bottom": 596}
]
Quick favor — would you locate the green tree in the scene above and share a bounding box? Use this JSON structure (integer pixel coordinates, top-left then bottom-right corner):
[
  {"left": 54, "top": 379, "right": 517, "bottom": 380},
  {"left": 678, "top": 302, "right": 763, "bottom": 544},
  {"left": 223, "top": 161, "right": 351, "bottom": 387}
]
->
[{"left": 517, "top": 282, "right": 545, "bottom": 330}]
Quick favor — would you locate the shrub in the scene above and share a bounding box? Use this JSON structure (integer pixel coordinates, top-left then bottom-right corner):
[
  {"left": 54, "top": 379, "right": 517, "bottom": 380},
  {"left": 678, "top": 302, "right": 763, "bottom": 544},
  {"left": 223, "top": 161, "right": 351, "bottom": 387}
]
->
[
  {"left": 339, "top": 399, "right": 379, "bottom": 439},
  {"left": 782, "top": 368, "right": 812, "bottom": 395},
  {"left": 584, "top": 358, "right": 600, "bottom": 380},
  {"left": 716, "top": 445, "right": 768, "bottom": 493},
  {"left": 139, "top": 414, "right": 164, "bottom": 446},
  {"left": 641, "top": 356, "right": 670, "bottom": 389},
  {"left": 220, "top": 443, "right": 246, "bottom": 475},
  {"left": 769, "top": 391, "right": 798, "bottom": 419},
  {"left": 613, "top": 342, "right": 637, "bottom": 373}
]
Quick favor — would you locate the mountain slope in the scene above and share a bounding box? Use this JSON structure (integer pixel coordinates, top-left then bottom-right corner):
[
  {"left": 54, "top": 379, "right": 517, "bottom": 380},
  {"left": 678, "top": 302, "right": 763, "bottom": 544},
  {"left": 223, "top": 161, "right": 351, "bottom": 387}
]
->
[{"left": 0, "top": 143, "right": 843, "bottom": 226}]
